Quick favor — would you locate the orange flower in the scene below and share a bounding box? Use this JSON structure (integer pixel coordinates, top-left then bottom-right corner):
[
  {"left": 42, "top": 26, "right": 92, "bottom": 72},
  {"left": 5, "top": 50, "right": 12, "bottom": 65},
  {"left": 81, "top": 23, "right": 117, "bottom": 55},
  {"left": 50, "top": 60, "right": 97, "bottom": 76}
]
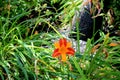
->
[{"left": 52, "top": 38, "right": 75, "bottom": 62}]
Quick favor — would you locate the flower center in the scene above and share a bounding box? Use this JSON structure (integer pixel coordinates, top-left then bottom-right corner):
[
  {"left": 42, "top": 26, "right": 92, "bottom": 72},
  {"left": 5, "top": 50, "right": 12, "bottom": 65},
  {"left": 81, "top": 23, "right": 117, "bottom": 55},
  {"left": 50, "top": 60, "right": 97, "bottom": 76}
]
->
[{"left": 60, "top": 46, "right": 66, "bottom": 53}]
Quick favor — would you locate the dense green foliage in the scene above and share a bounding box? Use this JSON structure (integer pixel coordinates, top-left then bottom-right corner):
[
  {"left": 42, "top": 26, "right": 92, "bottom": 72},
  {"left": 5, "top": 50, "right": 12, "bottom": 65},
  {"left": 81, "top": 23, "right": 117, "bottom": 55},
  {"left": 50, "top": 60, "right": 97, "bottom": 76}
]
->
[{"left": 0, "top": 0, "right": 120, "bottom": 80}]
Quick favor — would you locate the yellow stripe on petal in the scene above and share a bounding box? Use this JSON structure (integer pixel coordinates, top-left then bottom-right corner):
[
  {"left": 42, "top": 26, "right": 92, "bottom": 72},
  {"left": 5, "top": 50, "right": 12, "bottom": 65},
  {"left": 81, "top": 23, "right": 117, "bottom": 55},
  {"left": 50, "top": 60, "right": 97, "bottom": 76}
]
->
[{"left": 61, "top": 53, "right": 67, "bottom": 62}]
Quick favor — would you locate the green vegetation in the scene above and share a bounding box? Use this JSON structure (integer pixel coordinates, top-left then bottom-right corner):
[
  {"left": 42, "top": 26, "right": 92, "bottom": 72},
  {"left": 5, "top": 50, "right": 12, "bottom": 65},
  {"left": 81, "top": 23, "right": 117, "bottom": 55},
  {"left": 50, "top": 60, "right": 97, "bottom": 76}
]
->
[{"left": 0, "top": 0, "right": 120, "bottom": 80}]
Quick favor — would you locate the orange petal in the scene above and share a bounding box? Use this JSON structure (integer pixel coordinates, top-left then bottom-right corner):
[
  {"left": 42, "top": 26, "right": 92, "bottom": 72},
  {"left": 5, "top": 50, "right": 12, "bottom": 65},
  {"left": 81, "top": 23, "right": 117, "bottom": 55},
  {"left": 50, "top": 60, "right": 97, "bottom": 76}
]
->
[
  {"left": 52, "top": 52, "right": 61, "bottom": 57},
  {"left": 52, "top": 49, "right": 60, "bottom": 57},
  {"left": 67, "top": 48, "right": 75, "bottom": 56},
  {"left": 67, "top": 51, "right": 74, "bottom": 56},
  {"left": 63, "top": 38, "right": 67, "bottom": 47},
  {"left": 66, "top": 42, "right": 72, "bottom": 47},
  {"left": 59, "top": 38, "right": 63, "bottom": 47},
  {"left": 54, "top": 41, "right": 60, "bottom": 48},
  {"left": 67, "top": 48, "right": 75, "bottom": 53},
  {"left": 61, "top": 53, "right": 67, "bottom": 62},
  {"left": 59, "top": 38, "right": 67, "bottom": 47}
]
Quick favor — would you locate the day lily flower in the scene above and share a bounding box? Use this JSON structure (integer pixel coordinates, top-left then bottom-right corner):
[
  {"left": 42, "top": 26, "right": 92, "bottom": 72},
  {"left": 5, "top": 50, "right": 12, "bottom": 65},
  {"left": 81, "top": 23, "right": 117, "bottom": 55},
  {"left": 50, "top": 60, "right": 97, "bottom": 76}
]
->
[{"left": 52, "top": 38, "right": 75, "bottom": 62}]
